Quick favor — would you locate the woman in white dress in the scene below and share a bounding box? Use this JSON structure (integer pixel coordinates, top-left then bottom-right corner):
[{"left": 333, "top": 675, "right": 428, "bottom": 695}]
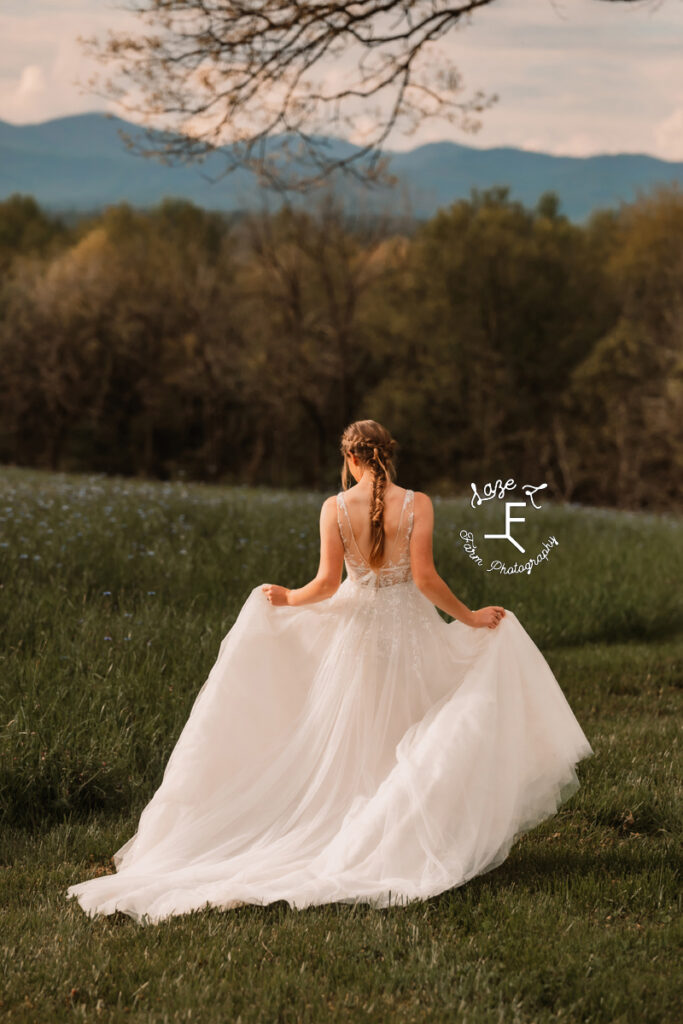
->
[{"left": 66, "top": 419, "right": 593, "bottom": 924}]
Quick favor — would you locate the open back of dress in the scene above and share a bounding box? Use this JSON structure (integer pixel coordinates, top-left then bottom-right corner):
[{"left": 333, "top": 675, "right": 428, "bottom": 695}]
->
[{"left": 336, "top": 488, "right": 414, "bottom": 588}]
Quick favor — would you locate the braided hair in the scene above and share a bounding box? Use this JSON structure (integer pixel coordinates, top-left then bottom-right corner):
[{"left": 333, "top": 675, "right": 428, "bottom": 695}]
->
[{"left": 339, "top": 420, "right": 398, "bottom": 569}]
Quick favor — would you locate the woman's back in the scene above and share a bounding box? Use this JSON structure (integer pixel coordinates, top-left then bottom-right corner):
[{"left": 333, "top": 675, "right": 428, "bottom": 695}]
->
[
  {"left": 337, "top": 484, "right": 415, "bottom": 588},
  {"left": 339, "top": 484, "right": 409, "bottom": 561}
]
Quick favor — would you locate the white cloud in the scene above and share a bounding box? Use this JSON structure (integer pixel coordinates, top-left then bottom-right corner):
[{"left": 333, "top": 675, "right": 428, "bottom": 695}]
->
[
  {"left": 387, "top": 0, "right": 683, "bottom": 159},
  {"left": 17, "top": 64, "right": 46, "bottom": 98},
  {"left": 549, "top": 133, "right": 607, "bottom": 158},
  {"left": 0, "top": 8, "right": 138, "bottom": 124},
  {"left": 0, "top": 0, "right": 681, "bottom": 164},
  {"left": 653, "top": 107, "right": 683, "bottom": 162},
  {"left": 520, "top": 137, "right": 546, "bottom": 153}
]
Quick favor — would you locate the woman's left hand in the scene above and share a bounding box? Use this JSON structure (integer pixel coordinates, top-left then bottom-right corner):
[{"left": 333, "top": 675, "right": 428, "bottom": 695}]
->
[
  {"left": 262, "top": 584, "right": 290, "bottom": 606},
  {"left": 470, "top": 606, "right": 506, "bottom": 629}
]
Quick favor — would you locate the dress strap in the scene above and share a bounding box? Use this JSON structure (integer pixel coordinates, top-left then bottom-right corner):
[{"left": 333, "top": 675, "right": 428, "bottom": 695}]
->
[
  {"left": 406, "top": 489, "right": 415, "bottom": 537},
  {"left": 337, "top": 490, "right": 368, "bottom": 565},
  {"left": 336, "top": 492, "right": 353, "bottom": 553},
  {"left": 394, "top": 488, "right": 408, "bottom": 543},
  {"left": 392, "top": 489, "right": 414, "bottom": 554}
]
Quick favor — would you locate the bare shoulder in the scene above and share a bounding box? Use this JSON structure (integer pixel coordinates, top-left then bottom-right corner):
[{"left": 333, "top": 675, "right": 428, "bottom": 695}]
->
[
  {"left": 412, "top": 490, "right": 434, "bottom": 513},
  {"left": 321, "top": 494, "right": 339, "bottom": 515}
]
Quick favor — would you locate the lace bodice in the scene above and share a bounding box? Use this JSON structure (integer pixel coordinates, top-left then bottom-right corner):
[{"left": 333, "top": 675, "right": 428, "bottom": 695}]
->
[{"left": 336, "top": 488, "right": 415, "bottom": 589}]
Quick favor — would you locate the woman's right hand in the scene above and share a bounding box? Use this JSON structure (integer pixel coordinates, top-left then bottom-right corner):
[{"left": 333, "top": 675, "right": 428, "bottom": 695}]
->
[{"left": 470, "top": 606, "right": 506, "bottom": 629}]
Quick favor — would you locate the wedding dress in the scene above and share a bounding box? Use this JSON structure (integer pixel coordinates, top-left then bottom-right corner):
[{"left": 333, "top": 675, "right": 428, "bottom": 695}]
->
[{"left": 66, "top": 488, "right": 593, "bottom": 924}]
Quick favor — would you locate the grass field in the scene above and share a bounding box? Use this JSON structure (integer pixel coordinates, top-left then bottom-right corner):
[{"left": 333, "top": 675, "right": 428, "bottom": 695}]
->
[{"left": 1, "top": 465, "right": 681, "bottom": 1023}]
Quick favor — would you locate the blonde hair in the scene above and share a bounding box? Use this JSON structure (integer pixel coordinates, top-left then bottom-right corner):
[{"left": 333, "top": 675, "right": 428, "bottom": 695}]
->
[{"left": 340, "top": 420, "right": 398, "bottom": 569}]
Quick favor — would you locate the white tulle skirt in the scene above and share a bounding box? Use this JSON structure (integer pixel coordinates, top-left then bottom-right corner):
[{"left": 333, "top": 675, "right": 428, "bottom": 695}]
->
[{"left": 66, "top": 577, "right": 594, "bottom": 924}]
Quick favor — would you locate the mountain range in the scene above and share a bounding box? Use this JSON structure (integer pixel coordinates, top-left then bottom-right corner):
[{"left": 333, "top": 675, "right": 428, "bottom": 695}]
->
[{"left": 1, "top": 112, "right": 681, "bottom": 223}]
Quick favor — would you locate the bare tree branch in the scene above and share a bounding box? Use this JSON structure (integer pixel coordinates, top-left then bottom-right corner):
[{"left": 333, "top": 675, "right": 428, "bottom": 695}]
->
[{"left": 77, "top": 0, "right": 661, "bottom": 191}]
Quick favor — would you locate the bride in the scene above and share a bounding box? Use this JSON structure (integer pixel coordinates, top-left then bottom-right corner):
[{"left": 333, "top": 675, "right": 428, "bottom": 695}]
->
[{"left": 66, "top": 419, "right": 593, "bottom": 924}]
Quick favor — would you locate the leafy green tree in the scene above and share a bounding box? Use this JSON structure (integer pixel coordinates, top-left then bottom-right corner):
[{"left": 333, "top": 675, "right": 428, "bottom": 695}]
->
[
  {"left": 566, "top": 184, "right": 683, "bottom": 507},
  {"left": 0, "top": 188, "right": 680, "bottom": 511},
  {"left": 0, "top": 194, "right": 66, "bottom": 274},
  {"left": 365, "top": 187, "right": 610, "bottom": 491}
]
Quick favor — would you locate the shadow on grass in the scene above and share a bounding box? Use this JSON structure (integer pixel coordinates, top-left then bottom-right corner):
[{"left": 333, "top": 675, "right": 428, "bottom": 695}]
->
[
  {"left": 425, "top": 840, "right": 679, "bottom": 907},
  {"left": 140, "top": 842, "right": 680, "bottom": 926},
  {"left": 60, "top": 835, "right": 677, "bottom": 933}
]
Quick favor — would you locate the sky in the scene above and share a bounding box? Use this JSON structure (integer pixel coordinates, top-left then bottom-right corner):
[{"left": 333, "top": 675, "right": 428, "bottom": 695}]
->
[{"left": 0, "top": 0, "right": 681, "bottom": 160}]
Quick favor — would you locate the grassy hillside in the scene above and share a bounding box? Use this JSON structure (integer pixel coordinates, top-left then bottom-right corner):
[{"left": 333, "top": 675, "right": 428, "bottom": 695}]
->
[{"left": 1, "top": 466, "right": 680, "bottom": 1022}]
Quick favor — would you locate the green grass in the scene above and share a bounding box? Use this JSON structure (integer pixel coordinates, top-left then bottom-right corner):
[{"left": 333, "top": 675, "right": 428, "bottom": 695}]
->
[{"left": 1, "top": 465, "right": 681, "bottom": 1023}]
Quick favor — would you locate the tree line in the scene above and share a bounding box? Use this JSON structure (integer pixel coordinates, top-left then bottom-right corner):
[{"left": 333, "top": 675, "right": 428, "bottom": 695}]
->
[{"left": 0, "top": 185, "right": 681, "bottom": 510}]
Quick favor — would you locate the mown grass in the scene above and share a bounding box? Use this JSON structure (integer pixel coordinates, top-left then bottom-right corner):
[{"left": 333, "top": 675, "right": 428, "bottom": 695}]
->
[{"left": 1, "top": 465, "right": 681, "bottom": 1023}]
